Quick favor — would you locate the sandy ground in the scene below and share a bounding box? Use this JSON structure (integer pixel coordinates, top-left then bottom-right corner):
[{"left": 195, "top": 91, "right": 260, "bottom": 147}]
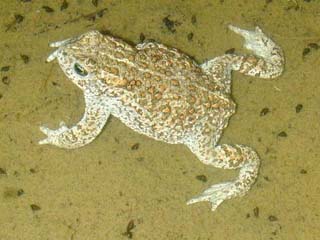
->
[{"left": 0, "top": 0, "right": 319, "bottom": 239}]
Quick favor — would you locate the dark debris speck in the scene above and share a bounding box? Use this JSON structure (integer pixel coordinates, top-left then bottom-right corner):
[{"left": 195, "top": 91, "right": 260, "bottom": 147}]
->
[
  {"left": 163, "top": 16, "right": 176, "bottom": 33},
  {"left": 191, "top": 15, "right": 197, "bottom": 25},
  {"left": 0, "top": 168, "right": 7, "bottom": 175},
  {"left": 2, "top": 76, "right": 10, "bottom": 85},
  {"left": 139, "top": 33, "right": 146, "bottom": 42},
  {"left": 131, "top": 143, "right": 140, "bottom": 150},
  {"left": 196, "top": 175, "right": 207, "bottom": 182},
  {"left": 225, "top": 48, "right": 235, "bottom": 54},
  {"left": 253, "top": 207, "right": 259, "bottom": 217},
  {"left": 20, "top": 54, "right": 30, "bottom": 64},
  {"left": 51, "top": 81, "right": 59, "bottom": 86},
  {"left": 42, "top": 6, "right": 55, "bottom": 13},
  {"left": 263, "top": 176, "right": 270, "bottom": 181},
  {"left": 60, "top": 0, "right": 69, "bottom": 11},
  {"left": 1, "top": 66, "right": 10, "bottom": 72},
  {"left": 92, "top": 0, "right": 99, "bottom": 7},
  {"left": 295, "top": 104, "right": 303, "bottom": 113},
  {"left": 85, "top": 8, "right": 106, "bottom": 21},
  {"left": 268, "top": 215, "right": 278, "bottom": 222},
  {"left": 14, "top": 14, "right": 24, "bottom": 23},
  {"left": 17, "top": 189, "right": 25, "bottom": 196},
  {"left": 300, "top": 169, "right": 307, "bottom": 174},
  {"left": 187, "top": 32, "right": 194, "bottom": 41},
  {"left": 30, "top": 204, "right": 41, "bottom": 211},
  {"left": 260, "top": 107, "right": 270, "bottom": 116},
  {"left": 277, "top": 131, "right": 287, "bottom": 137},
  {"left": 100, "top": 29, "right": 111, "bottom": 35},
  {"left": 302, "top": 47, "right": 311, "bottom": 57},
  {"left": 308, "top": 42, "right": 319, "bottom": 49},
  {"left": 122, "top": 219, "right": 135, "bottom": 239}
]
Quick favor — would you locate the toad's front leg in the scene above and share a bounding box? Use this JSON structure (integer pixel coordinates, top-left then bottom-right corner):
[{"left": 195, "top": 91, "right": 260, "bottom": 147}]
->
[
  {"left": 186, "top": 134, "right": 260, "bottom": 211},
  {"left": 39, "top": 93, "right": 110, "bottom": 149}
]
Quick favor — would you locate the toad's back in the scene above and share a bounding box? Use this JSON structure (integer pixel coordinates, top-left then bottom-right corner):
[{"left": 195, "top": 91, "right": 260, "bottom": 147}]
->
[
  {"left": 97, "top": 35, "right": 222, "bottom": 92},
  {"left": 95, "top": 35, "right": 235, "bottom": 141}
]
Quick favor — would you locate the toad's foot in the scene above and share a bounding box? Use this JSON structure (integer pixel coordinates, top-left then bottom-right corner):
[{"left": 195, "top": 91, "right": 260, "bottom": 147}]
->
[
  {"left": 186, "top": 138, "right": 260, "bottom": 211},
  {"left": 187, "top": 182, "right": 239, "bottom": 211},
  {"left": 228, "top": 25, "right": 273, "bottom": 59},
  {"left": 39, "top": 121, "right": 69, "bottom": 146},
  {"left": 228, "top": 25, "right": 284, "bottom": 78},
  {"left": 201, "top": 25, "right": 284, "bottom": 88},
  {"left": 39, "top": 93, "right": 110, "bottom": 149}
]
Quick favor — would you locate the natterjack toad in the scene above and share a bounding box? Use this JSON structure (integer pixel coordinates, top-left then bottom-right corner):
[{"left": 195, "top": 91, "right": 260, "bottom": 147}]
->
[{"left": 40, "top": 25, "right": 284, "bottom": 211}]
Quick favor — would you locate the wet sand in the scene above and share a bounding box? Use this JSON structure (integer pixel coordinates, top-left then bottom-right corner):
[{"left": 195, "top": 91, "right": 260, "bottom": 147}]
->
[{"left": 0, "top": 0, "right": 319, "bottom": 239}]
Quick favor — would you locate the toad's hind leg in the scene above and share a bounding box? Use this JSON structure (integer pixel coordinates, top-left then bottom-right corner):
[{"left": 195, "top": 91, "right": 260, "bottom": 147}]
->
[
  {"left": 186, "top": 135, "right": 260, "bottom": 211},
  {"left": 201, "top": 25, "right": 284, "bottom": 94}
]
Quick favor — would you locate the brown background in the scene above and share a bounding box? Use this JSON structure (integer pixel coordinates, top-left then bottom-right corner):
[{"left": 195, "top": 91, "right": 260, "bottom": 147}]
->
[{"left": 0, "top": 0, "right": 319, "bottom": 239}]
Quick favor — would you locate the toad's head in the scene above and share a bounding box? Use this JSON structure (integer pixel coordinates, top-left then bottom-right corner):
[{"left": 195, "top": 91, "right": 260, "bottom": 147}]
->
[{"left": 46, "top": 30, "right": 104, "bottom": 90}]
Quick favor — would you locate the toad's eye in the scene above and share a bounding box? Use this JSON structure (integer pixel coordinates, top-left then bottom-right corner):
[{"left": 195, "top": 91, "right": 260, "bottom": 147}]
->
[{"left": 74, "top": 63, "right": 88, "bottom": 77}]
